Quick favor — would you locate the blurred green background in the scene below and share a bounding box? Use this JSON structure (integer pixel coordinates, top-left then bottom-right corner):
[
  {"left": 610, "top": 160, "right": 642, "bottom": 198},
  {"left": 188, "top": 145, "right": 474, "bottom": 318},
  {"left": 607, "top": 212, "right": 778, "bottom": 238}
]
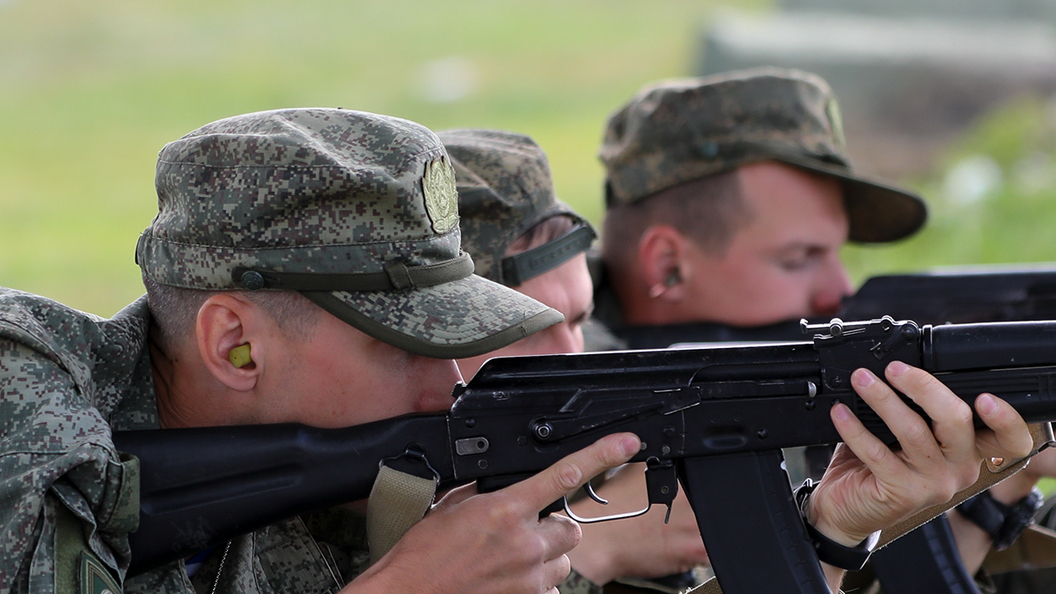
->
[{"left": 1, "top": 0, "right": 1055, "bottom": 317}]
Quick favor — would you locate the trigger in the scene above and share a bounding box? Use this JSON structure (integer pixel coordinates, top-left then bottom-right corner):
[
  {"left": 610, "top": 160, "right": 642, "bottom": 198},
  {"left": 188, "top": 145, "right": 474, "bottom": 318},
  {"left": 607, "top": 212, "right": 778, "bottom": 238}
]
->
[
  {"left": 644, "top": 457, "right": 678, "bottom": 523},
  {"left": 585, "top": 480, "right": 609, "bottom": 505}
]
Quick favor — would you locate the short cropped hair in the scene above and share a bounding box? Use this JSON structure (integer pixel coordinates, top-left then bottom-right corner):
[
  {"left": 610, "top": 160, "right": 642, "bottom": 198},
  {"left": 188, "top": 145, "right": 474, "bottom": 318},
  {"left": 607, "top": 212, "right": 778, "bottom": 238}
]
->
[
  {"left": 601, "top": 168, "right": 752, "bottom": 271},
  {"left": 143, "top": 276, "right": 321, "bottom": 353}
]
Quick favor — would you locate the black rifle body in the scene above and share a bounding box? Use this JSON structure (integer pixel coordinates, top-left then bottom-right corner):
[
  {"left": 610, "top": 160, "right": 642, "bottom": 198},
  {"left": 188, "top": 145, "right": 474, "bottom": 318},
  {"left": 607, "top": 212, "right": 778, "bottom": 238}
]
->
[
  {"left": 612, "top": 265, "right": 1056, "bottom": 349},
  {"left": 842, "top": 265, "right": 1056, "bottom": 325},
  {"left": 598, "top": 266, "right": 1056, "bottom": 594},
  {"left": 115, "top": 318, "right": 1056, "bottom": 592}
]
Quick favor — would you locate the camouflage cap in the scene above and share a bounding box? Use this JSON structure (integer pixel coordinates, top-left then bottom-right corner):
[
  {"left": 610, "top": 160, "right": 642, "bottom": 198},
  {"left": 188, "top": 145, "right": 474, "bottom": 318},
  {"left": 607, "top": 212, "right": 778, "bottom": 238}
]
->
[
  {"left": 136, "top": 108, "right": 562, "bottom": 358},
  {"left": 599, "top": 67, "right": 927, "bottom": 243},
  {"left": 438, "top": 129, "right": 596, "bottom": 287}
]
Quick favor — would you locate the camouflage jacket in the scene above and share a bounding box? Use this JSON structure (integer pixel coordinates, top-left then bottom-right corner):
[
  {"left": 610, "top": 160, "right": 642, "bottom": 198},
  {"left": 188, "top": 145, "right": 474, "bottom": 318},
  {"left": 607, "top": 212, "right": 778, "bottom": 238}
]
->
[{"left": 1, "top": 289, "right": 153, "bottom": 594}]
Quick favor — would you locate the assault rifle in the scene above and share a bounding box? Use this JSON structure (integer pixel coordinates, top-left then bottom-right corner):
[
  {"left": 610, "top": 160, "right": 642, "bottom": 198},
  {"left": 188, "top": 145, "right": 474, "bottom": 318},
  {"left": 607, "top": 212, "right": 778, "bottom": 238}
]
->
[
  {"left": 115, "top": 317, "right": 1056, "bottom": 593},
  {"left": 601, "top": 265, "right": 1056, "bottom": 593},
  {"left": 842, "top": 264, "right": 1056, "bottom": 325},
  {"left": 610, "top": 264, "right": 1056, "bottom": 349}
]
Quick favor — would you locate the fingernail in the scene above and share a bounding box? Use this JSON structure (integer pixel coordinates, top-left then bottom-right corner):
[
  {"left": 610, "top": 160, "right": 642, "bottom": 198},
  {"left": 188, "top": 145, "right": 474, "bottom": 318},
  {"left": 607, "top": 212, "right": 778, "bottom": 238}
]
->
[
  {"left": 831, "top": 402, "right": 851, "bottom": 421},
  {"left": 620, "top": 435, "right": 641, "bottom": 457},
  {"left": 887, "top": 360, "right": 909, "bottom": 377},
  {"left": 976, "top": 393, "right": 997, "bottom": 415},
  {"left": 852, "top": 368, "right": 876, "bottom": 388}
]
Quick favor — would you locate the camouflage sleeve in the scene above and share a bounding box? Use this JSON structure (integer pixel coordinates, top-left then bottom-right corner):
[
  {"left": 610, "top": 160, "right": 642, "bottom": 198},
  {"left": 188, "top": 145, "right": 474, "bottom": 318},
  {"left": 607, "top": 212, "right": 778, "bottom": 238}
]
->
[
  {"left": 0, "top": 340, "right": 136, "bottom": 593},
  {"left": 560, "top": 568, "right": 605, "bottom": 594}
]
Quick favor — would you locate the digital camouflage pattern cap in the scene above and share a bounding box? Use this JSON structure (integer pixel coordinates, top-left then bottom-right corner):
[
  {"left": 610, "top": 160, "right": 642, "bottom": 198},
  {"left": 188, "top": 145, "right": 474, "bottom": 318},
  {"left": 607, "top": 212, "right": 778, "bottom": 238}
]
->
[
  {"left": 136, "top": 108, "right": 562, "bottom": 358},
  {"left": 599, "top": 67, "right": 927, "bottom": 243},
  {"left": 439, "top": 129, "right": 596, "bottom": 286}
]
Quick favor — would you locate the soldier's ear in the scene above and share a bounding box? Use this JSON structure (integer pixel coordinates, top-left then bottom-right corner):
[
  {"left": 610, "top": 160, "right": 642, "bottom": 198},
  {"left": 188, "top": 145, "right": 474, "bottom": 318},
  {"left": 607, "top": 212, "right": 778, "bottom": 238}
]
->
[
  {"left": 196, "top": 293, "right": 264, "bottom": 392},
  {"left": 638, "top": 225, "right": 687, "bottom": 301}
]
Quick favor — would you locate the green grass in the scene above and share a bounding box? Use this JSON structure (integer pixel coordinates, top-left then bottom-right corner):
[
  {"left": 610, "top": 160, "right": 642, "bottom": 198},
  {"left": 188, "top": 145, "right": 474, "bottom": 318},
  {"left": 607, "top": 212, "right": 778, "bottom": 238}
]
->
[
  {"left": 4, "top": 0, "right": 1056, "bottom": 318},
  {"left": 841, "top": 96, "right": 1056, "bottom": 282},
  {"left": 0, "top": 0, "right": 772, "bottom": 316},
  {"left": 1042, "top": 478, "right": 1056, "bottom": 498}
]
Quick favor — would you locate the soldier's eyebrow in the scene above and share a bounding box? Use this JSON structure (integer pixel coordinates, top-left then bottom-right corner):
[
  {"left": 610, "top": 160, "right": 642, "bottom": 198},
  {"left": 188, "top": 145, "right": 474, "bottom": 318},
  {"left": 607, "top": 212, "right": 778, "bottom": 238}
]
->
[{"left": 772, "top": 240, "right": 836, "bottom": 256}]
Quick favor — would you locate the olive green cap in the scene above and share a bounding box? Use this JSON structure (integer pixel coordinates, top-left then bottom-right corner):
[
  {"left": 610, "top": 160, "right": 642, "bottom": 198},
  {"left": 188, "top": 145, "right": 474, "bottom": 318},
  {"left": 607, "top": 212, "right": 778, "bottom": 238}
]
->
[
  {"left": 439, "top": 129, "right": 595, "bottom": 286},
  {"left": 136, "top": 108, "right": 562, "bottom": 358},
  {"left": 599, "top": 67, "right": 927, "bottom": 243}
]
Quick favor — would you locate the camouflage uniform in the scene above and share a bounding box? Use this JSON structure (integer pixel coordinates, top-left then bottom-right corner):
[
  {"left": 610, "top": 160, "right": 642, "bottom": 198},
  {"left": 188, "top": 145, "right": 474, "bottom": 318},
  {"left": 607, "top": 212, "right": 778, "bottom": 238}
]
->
[
  {"left": 0, "top": 291, "right": 151, "bottom": 594},
  {"left": 0, "top": 108, "right": 563, "bottom": 594},
  {"left": 588, "top": 67, "right": 928, "bottom": 340}
]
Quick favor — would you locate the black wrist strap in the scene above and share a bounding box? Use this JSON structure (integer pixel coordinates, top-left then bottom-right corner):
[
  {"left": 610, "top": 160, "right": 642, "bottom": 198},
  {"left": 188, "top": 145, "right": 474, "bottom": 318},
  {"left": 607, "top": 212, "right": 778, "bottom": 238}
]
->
[
  {"left": 795, "top": 479, "right": 880, "bottom": 571},
  {"left": 955, "top": 486, "right": 1043, "bottom": 550}
]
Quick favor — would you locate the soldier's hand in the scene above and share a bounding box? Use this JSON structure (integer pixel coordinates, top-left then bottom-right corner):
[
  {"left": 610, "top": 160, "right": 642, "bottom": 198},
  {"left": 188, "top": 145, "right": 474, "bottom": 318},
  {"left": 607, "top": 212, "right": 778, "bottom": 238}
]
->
[
  {"left": 808, "top": 361, "right": 1033, "bottom": 547},
  {"left": 346, "top": 432, "right": 641, "bottom": 594}
]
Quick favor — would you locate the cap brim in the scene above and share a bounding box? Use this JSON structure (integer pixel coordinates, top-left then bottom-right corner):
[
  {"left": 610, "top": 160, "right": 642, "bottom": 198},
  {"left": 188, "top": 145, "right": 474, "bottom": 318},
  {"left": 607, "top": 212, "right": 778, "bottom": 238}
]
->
[
  {"left": 302, "top": 274, "right": 563, "bottom": 359},
  {"left": 775, "top": 157, "right": 928, "bottom": 244}
]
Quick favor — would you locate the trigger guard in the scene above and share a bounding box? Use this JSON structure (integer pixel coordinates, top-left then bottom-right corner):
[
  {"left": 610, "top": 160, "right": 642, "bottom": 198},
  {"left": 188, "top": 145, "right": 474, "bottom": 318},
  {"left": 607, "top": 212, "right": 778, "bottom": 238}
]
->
[{"left": 645, "top": 457, "right": 679, "bottom": 508}]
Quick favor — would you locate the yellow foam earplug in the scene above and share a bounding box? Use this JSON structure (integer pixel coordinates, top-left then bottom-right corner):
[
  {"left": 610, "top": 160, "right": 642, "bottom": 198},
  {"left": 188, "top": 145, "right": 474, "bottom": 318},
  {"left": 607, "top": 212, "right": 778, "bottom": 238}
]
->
[{"left": 229, "top": 344, "right": 252, "bottom": 368}]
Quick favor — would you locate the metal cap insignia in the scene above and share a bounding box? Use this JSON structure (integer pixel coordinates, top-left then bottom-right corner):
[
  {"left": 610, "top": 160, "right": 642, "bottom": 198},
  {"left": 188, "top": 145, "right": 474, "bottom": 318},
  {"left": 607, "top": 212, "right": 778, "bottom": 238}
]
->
[{"left": 423, "top": 157, "right": 459, "bottom": 234}]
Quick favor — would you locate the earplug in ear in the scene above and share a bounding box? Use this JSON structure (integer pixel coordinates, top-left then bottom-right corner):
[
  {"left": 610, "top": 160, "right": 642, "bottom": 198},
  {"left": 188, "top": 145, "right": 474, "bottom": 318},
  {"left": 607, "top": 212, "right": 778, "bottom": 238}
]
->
[
  {"left": 229, "top": 344, "right": 252, "bottom": 368},
  {"left": 648, "top": 269, "right": 683, "bottom": 298}
]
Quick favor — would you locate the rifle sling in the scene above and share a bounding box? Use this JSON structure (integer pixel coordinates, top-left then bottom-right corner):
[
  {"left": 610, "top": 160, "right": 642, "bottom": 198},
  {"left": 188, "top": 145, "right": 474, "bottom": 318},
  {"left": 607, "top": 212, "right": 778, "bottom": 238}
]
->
[
  {"left": 879, "top": 422, "right": 1054, "bottom": 548},
  {"left": 366, "top": 465, "right": 437, "bottom": 565}
]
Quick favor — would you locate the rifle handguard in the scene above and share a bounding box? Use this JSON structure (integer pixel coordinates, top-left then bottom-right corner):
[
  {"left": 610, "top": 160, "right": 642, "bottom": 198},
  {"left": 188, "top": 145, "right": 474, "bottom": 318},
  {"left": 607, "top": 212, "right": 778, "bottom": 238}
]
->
[{"left": 796, "top": 479, "right": 880, "bottom": 571}]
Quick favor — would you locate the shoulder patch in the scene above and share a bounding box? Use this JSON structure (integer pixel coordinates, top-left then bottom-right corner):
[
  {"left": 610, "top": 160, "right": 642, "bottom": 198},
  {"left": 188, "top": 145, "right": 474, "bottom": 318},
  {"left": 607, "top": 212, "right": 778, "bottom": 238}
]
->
[
  {"left": 422, "top": 158, "right": 459, "bottom": 234},
  {"left": 81, "top": 552, "right": 121, "bottom": 594}
]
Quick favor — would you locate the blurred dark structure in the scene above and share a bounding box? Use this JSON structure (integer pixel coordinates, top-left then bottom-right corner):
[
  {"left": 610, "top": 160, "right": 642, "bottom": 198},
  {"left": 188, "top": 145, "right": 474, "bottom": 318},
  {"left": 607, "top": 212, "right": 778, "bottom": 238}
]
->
[{"left": 699, "top": 1, "right": 1056, "bottom": 179}]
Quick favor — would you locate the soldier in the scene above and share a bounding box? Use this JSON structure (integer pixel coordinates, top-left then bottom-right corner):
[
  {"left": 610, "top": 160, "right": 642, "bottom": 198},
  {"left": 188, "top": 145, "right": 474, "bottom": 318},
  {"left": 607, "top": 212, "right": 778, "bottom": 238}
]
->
[
  {"left": 590, "top": 68, "right": 1053, "bottom": 587},
  {"left": 439, "top": 128, "right": 708, "bottom": 593},
  {"left": 592, "top": 68, "right": 926, "bottom": 334},
  {"left": 0, "top": 107, "right": 1034, "bottom": 594},
  {"left": 0, "top": 108, "right": 639, "bottom": 594}
]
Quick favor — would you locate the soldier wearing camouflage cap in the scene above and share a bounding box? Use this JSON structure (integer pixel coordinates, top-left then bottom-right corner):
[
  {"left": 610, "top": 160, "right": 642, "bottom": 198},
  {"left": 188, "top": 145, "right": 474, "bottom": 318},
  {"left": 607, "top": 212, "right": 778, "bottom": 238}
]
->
[
  {"left": 590, "top": 69, "right": 1047, "bottom": 593},
  {"left": 0, "top": 108, "right": 641, "bottom": 594},
  {"left": 440, "top": 128, "right": 708, "bottom": 594},
  {"left": 138, "top": 110, "right": 561, "bottom": 358},
  {"left": 592, "top": 67, "right": 929, "bottom": 339},
  {"left": 442, "top": 128, "right": 595, "bottom": 288},
  {"left": 441, "top": 128, "right": 598, "bottom": 378}
]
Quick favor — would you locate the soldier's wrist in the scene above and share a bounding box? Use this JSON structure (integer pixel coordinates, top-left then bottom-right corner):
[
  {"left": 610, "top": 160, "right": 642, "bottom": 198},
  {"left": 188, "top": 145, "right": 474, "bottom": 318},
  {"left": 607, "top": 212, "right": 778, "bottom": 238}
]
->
[
  {"left": 797, "top": 480, "right": 870, "bottom": 547},
  {"left": 989, "top": 468, "right": 1040, "bottom": 504},
  {"left": 796, "top": 479, "right": 880, "bottom": 571}
]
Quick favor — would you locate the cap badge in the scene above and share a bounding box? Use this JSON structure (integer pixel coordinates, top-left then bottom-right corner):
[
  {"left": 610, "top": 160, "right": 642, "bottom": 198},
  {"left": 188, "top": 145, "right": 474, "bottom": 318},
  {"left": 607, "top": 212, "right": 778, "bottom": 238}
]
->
[{"left": 423, "top": 157, "right": 459, "bottom": 234}]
